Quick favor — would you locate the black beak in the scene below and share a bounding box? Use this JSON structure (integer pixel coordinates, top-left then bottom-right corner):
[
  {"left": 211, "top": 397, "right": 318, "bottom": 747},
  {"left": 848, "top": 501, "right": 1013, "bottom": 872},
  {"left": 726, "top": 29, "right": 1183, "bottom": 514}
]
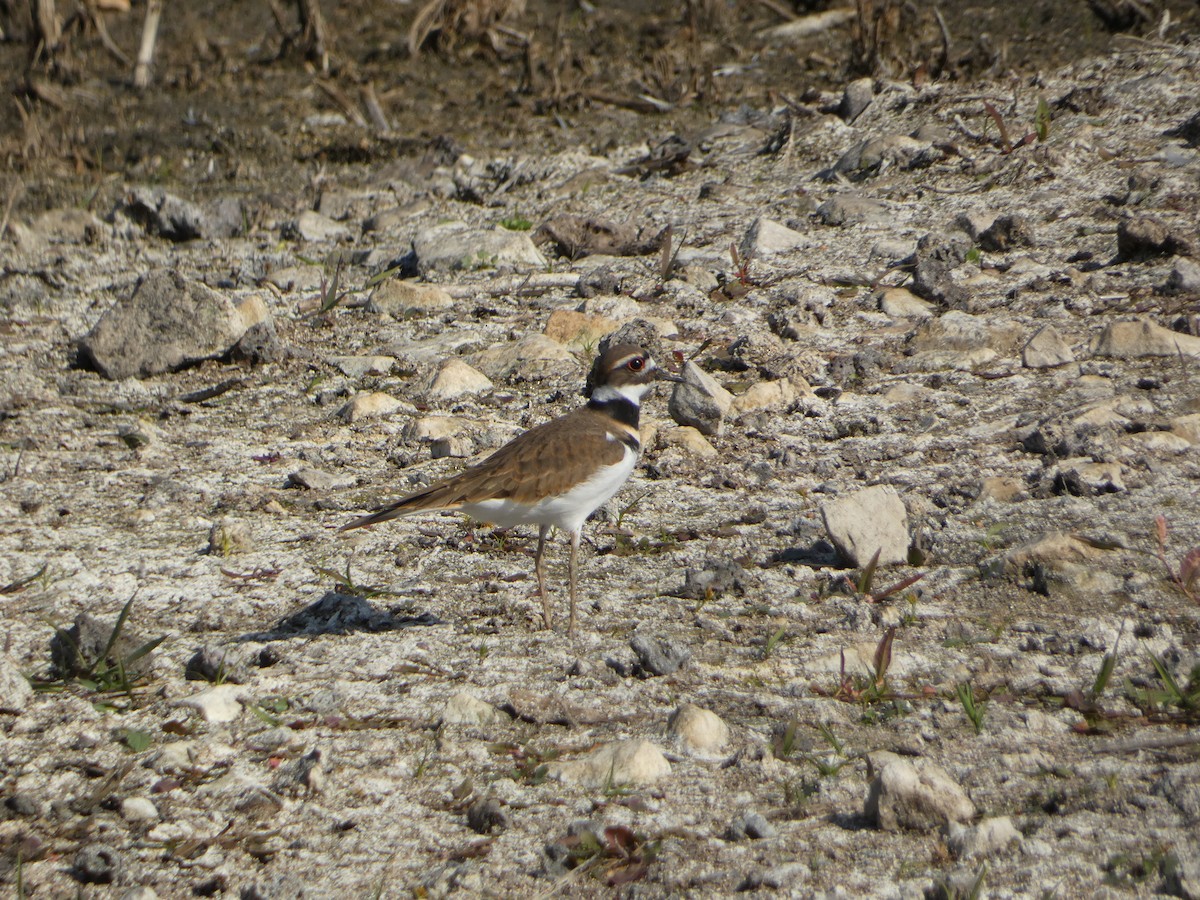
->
[{"left": 656, "top": 369, "right": 685, "bottom": 384}]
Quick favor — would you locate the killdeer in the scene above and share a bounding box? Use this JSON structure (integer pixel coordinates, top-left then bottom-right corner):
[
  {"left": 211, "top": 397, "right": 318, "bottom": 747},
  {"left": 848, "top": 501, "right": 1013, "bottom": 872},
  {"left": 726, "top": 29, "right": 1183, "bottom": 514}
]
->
[{"left": 341, "top": 344, "right": 680, "bottom": 635}]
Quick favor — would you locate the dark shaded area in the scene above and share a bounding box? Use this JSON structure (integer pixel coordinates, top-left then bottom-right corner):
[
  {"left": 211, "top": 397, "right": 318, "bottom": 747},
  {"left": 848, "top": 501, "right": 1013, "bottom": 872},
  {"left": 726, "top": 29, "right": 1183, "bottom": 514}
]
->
[
  {"left": 238, "top": 591, "right": 441, "bottom": 641},
  {"left": 2, "top": 0, "right": 1199, "bottom": 217}
]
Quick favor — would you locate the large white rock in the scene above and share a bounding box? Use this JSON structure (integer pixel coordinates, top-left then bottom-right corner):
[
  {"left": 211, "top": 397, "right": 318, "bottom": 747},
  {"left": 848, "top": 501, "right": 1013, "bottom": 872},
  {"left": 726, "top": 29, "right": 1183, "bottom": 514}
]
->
[
  {"left": 821, "top": 485, "right": 909, "bottom": 567},
  {"left": 864, "top": 751, "right": 976, "bottom": 832},
  {"left": 547, "top": 739, "right": 671, "bottom": 788},
  {"left": 80, "top": 269, "right": 271, "bottom": 379}
]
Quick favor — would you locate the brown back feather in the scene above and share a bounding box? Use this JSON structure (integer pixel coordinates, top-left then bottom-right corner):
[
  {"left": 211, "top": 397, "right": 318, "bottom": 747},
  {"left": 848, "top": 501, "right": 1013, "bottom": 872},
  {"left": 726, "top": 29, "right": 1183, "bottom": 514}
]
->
[{"left": 340, "top": 407, "right": 630, "bottom": 531}]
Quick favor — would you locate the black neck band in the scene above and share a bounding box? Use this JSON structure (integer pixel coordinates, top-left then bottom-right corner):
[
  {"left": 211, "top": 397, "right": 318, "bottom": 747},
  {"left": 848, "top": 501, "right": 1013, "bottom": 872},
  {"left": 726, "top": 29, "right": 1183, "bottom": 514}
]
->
[{"left": 588, "top": 395, "right": 640, "bottom": 429}]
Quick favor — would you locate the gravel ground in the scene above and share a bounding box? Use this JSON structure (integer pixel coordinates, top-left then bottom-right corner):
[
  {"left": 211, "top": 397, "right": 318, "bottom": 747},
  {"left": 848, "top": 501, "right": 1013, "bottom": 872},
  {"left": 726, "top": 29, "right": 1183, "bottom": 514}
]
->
[{"left": 2, "top": 11, "right": 1200, "bottom": 900}]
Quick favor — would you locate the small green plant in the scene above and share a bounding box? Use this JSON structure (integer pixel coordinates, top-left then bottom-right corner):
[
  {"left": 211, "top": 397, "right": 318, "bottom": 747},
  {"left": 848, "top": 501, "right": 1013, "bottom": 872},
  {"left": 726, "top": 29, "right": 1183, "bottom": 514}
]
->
[
  {"left": 974, "top": 522, "right": 1005, "bottom": 552},
  {"left": 498, "top": 214, "right": 532, "bottom": 231},
  {"left": 956, "top": 681, "right": 986, "bottom": 735},
  {"left": 315, "top": 257, "right": 349, "bottom": 314},
  {"left": 122, "top": 728, "right": 153, "bottom": 752},
  {"left": 1137, "top": 654, "right": 1200, "bottom": 714},
  {"left": 35, "top": 596, "right": 166, "bottom": 702},
  {"left": 965, "top": 246, "right": 982, "bottom": 265},
  {"left": 1035, "top": 97, "right": 1052, "bottom": 142},
  {"left": 312, "top": 561, "right": 399, "bottom": 599},
  {"left": 932, "top": 864, "right": 988, "bottom": 899},
  {"left": 1103, "top": 846, "right": 1173, "bottom": 887},
  {"left": 248, "top": 695, "right": 290, "bottom": 727},
  {"left": 850, "top": 550, "right": 926, "bottom": 604},
  {"left": 835, "top": 626, "right": 895, "bottom": 704},
  {"left": 490, "top": 741, "right": 559, "bottom": 784},
  {"left": 762, "top": 625, "right": 787, "bottom": 660}
]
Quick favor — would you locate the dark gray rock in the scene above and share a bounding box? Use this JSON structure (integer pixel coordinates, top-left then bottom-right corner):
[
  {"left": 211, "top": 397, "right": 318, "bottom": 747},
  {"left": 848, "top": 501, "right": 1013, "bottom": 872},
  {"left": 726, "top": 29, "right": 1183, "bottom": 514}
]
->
[
  {"left": 466, "top": 797, "right": 510, "bottom": 834},
  {"left": 185, "top": 645, "right": 249, "bottom": 684},
  {"left": 50, "top": 612, "right": 155, "bottom": 680},
  {"left": 839, "top": 77, "right": 874, "bottom": 123},
  {"left": 119, "top": 187, "right": 206, "bottom": 241},
  {"left": 978, "top": 214, "right": 1036, "bottom": 252},
  {"left": 630, "top": 633, "right": 691, "bottom": 677},
  {"left": 725, "top": 811, "right": 776, "bottom": 841},
  {"left": 676, "top": 558, "right": 747, "bottom": 600},
  {"left": 72, "top": 844, "right": 123, "bottom": 884}
]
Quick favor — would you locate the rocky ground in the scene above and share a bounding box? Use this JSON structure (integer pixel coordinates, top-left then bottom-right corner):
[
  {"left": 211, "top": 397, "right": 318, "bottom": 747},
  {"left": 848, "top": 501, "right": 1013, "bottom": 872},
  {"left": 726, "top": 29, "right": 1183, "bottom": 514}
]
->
[{"left": 3, "top": 2, "right": 1200, "bottom": 898}]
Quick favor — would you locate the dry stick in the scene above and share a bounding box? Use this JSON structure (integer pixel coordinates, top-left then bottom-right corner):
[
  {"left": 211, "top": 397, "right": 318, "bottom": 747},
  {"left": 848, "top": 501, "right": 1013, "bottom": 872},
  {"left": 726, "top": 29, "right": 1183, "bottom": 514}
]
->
[
  {"left": 35, "top": 0, "right": 62, "bottom": 53},
  {"left": 133, "top": 0, "right": 163, "bottom": 89},
  {"left": 753, "top": 0, "right": 800, "bottom": 22},
  {"left": 315, "top": 79, "right": 367, "bottom": 127},
  {"left": 297, "top": 0, "right": 329, "bottom": 73},
  {"left": 91, "top": 7, "right": 131, "bottom": 67},
  {"left": 361, "top": 82, "right": 391, "bottom": 134},
  {"left": 0, "top": 180, "right": 25, "bottom": 239},
  {"left": 1096, "top": 733, "right": 1200, "bottom": 754}
]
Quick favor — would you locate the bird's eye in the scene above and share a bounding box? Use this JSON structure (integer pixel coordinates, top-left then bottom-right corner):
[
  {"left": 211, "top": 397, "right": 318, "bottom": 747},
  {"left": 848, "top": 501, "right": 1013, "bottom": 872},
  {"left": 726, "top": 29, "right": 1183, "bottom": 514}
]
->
[{"left": 627, "top": 357, "right": 646, "bottom": 371}]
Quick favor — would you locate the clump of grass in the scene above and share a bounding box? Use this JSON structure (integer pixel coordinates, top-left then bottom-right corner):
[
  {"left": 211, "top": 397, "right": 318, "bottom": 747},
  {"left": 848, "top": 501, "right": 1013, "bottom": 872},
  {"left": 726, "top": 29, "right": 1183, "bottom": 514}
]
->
[
  {"left": 312, "top": 561, "right": 400, "bottom": 599},
  {"left": 35, "top": 596, "right": 166, "bottom": 707},
  {"left": 956, "top": 682, "right": 986, "bottom": 735},
  {"left": 498, "top": 214, "right": 532, "bottom": 231}
]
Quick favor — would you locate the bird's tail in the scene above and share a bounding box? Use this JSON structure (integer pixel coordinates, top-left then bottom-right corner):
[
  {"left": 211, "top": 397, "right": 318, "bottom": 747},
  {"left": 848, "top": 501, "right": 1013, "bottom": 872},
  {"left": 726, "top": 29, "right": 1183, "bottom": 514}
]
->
[{"left": 338, "top": 484, "right": 462, "bottom": 532}]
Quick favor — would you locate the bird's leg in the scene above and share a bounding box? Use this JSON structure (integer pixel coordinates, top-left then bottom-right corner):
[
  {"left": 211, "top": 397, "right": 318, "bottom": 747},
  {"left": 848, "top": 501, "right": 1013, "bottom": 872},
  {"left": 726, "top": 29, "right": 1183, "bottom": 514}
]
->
[
  {"left": 536, "top": 524, "right": 552, "bottom": 630},
  {"left": 568, "top": 529, "right": 580, "bottom": 637}
]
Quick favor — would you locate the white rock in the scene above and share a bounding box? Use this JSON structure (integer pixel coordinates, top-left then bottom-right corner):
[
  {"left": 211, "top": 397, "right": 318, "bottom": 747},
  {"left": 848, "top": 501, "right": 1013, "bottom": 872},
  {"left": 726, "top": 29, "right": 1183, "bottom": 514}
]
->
[
  {"left": 151, "top": 741, "right": 197, "bottom": 772},
  {"left": 469, "top": 334, "right": 581, "bottom": 381},
  {"left": 181, "top": 685, "right": 245, "bottom": 723},
  {"left": 668, "top": 362, "right": 734, "bottom": 437},
  {"left": 1170, "top": 413, "right": 1200, "bottom": 444},
  {"left": 667, "top": 704, "right": 730, "bottom": 758},
  {"left": 1094, "top": 318, "right": 1200, "bottom": 359},
  {"left": 0, "top": 653, "right": 33, "bottom": 713},
  {"left": 660, "top": 425, "right": 718, "bottom": 457},
  {"left": 547, "top": 738, "right": 671, "bottom": 788},
  {"left": 741, "top": 217, "right": 810, "bottom": 257},
  {"left": 338, "top": 391, "right": 405, "bottom": 423},
  {"left": 121, "top": 797, "right": 159, "bottom": 822},
  {"left": 821, "top": 485, "right": 910, "bottom": 567},
  {"left": 79, "top": 269, "right": 272, "bottom": 380},
  {"left": 293, "top": 210, "right": 351, "bottom": 242},
  {"left": 1023, "top": 325, "right": 1075, "bottom": 368},
  {"left": 328, "top": 355, "right": 395, "bottom": 378},
  {"left": 413, "top": 222, "right": 547, "bottom": 274},
  {"left": 368, "top": 280, "right": 455, "bottom": 317},
  {"left": 423, "top": 357, "right": 494, "bottom": 401},
  {"left": 266, "top": 265, "right": 324, "bottom": 292},
  {"left": 403, "top": 415, "right": 470, "bottom": 443},
  {"left": 1166, "top": 256, "right": 1200, "bottom": 292},
  {"left": 910, "top": 311, "right": 1023, "bottom": 354},
  {"left": 864, "top": 751, "right": 976, "bottom": 832},
  {"left": 441, "top": 689, "right": 508, "bottom": 726},
  {"left": 731, "top": 379, "right": 796, "bottom": 416},
  {"left": 880, "top": 288, "right": 935, "bottom": 320},
  {"left": 946, "top": 816, "right": 1022, "bottom": 859}
]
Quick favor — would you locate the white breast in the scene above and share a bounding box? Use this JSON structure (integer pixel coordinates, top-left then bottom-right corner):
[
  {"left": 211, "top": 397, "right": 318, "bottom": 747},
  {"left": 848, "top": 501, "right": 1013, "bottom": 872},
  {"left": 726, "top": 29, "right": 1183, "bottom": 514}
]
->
[{"left": 460, "top": 443, "right": 639, "bottom": 534}]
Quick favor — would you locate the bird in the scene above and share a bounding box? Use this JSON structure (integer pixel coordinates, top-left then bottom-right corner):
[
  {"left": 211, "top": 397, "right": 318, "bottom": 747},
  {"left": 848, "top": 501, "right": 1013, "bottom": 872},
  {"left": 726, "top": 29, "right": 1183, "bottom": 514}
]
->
[{"left": 340, "top": 343, "right": 681, "bottom": 635}]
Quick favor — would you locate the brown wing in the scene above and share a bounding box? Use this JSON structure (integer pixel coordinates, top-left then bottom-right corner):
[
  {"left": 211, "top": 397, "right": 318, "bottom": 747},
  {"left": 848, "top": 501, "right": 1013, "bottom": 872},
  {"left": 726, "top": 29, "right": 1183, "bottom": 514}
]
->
[{"left": 340, "top": 408, "right": 628, "bottom": 530}]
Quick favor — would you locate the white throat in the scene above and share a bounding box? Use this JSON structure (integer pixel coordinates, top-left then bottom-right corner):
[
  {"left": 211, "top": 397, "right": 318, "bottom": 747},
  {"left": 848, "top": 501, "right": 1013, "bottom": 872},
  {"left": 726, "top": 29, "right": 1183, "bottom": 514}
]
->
[{"left": 591, "top": 382, "right": 650, "bottom": 405}]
